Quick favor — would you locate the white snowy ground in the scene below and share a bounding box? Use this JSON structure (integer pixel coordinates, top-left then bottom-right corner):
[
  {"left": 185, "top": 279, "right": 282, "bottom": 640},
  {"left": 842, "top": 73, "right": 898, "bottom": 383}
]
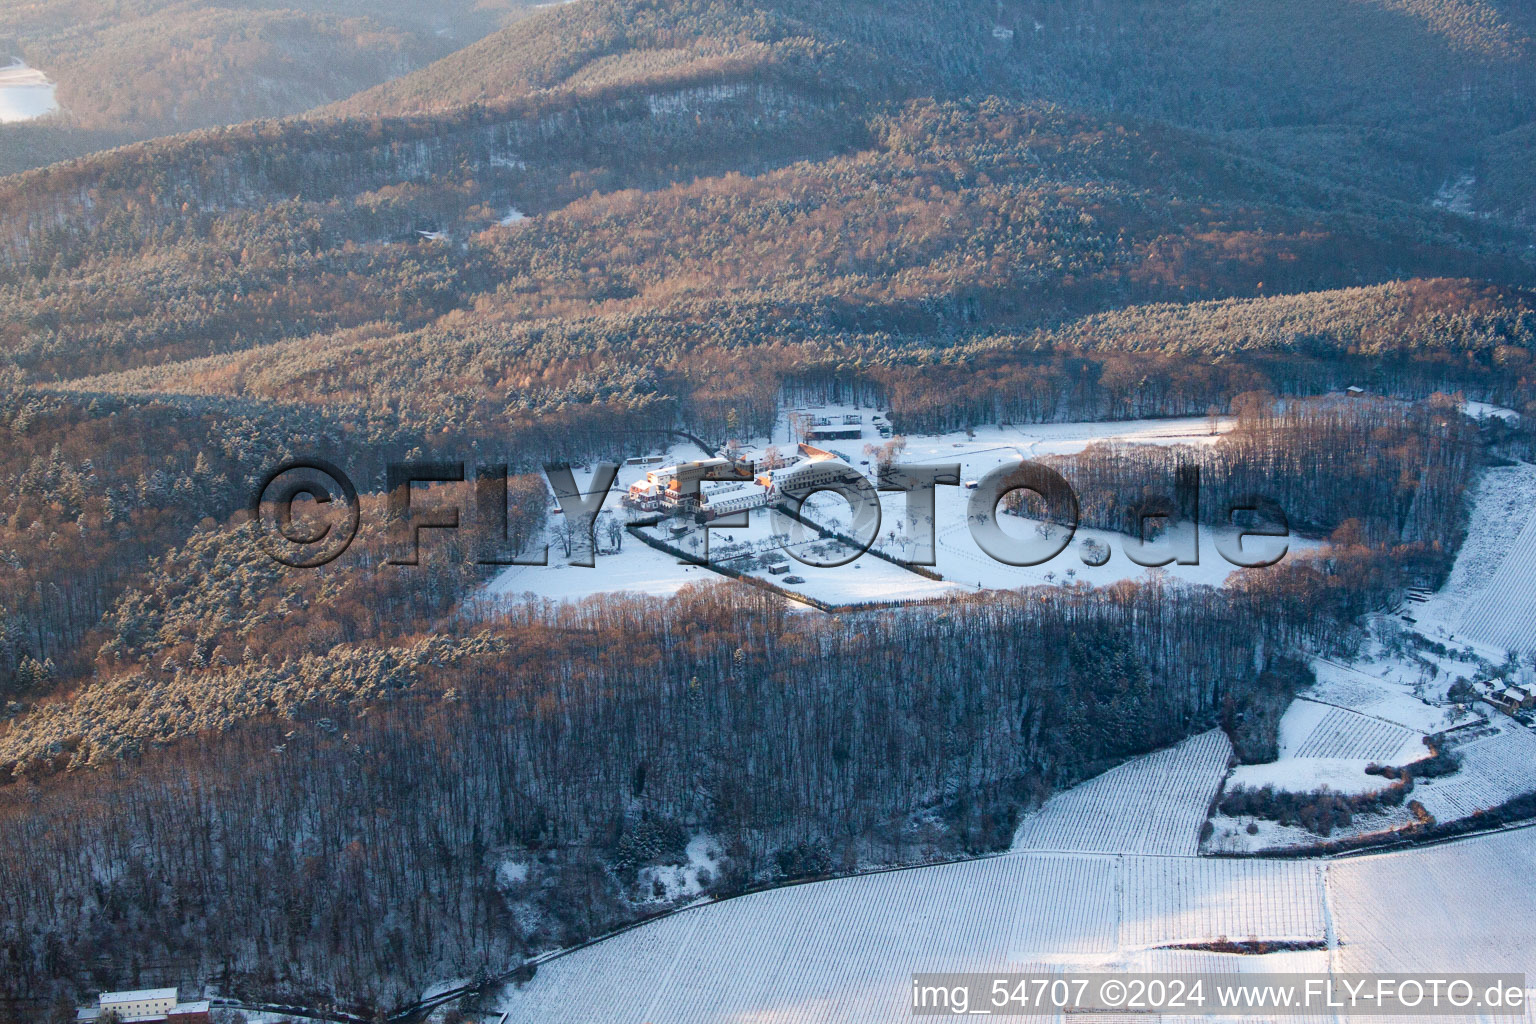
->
[
  {"left": 1222, "top": 693, "right": 1429, "bottom": 801},
  {"left": 1206, "top": 556, "right": 1536, "bottom": 854},
  {"left": 1462, "top": 400, "right": 1520, "bottom": 423},
  {"left": 636, "top": 835, "right": 725, "bottom": 905},
  {"left": 1204, "top": 657, "right": 1468, "bottom": 859},
  {"left": 1414, "top": 718, "right": 1536, "bottom": 822},
  {"left": 492, "top": 732, "right": 1536, "bottom": 1024},
  {"left": 637, "top": 511, "right": 962, "bottom": 606},
  {"left": 803, "top": 406, "right": 1275, "bottom": 594},
  {"left": 483, "top": 410, "right": 1313, "bottom": 607},
  {"left": 1204, "top": 454, "right": 1536, "bottom": 855},
  {"left": 483, "top": 440, "right": 710, "bottom": 603}
]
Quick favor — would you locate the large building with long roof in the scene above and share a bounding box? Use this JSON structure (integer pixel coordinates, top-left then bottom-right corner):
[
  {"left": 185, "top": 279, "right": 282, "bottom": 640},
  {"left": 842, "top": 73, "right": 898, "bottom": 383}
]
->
[{"left": 77, "top": 988, "right": 210, "bottom": 1024}]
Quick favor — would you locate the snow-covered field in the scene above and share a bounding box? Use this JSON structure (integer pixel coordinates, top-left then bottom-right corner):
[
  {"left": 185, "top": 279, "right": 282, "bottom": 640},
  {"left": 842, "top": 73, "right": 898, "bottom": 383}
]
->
[
  {"left": 1227, "top": 755, "right": 1399, "bottom": 797},
  {"left": 1455, "top": 509, "right": 1536, "bottom": 653},
  {"left": 1328, "top": 825, "right": 1536, "bottom": 976},
  {"left": 1197, "top": 628, "right": 1519, "bottom": 854},
  {"left": 1414, "top": 722, "right": 1536, "bottom": 822},
  {"left": 631, "top": 502, "right": 962, "bottom": 607},
  {"left": 492, "top": 733, "right": 1536, "bottom": 1024},
  {"left": 1308, "top": 658, "right": 1465, "bottom": 732},
  {"left": 1206, "top": 661, "right": 1536, "bottom": 853},
  {"left": 0, "top": 60, "right": 57, "bottom": 122},
  {"left": 872, "top": 413, "right": 1283, "bottom": 594},
  {"left": 1283, "top": 703, "right": 1423, "bottom": 762},
  {"left": 494, "top": 849, "right": 1338, "bottom": 1024},
  {"left": 1119, "top": 857, "right": 1325, "bottom": 949},
  {"left": 484, "top": 515, "right": 723, "bottom": 603},
  {"left": 1011, "top": 730, "right": 1232, "bottom": 856},
  {"left": 1410, "top": 461, "right": 1536, "bottom": 656}
]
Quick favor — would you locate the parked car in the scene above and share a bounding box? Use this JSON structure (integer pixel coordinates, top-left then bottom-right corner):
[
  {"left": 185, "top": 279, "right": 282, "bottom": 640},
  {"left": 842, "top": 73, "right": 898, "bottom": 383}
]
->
[{"left": 783, "top": 575, "right": 806, "bottom": 584}]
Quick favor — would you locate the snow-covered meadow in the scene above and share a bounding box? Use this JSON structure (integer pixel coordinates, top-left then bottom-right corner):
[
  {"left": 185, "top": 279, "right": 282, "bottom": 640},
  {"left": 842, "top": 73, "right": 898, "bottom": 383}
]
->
[{"left": 1414, "top": 722, "right": 1536, "bottom": 822}]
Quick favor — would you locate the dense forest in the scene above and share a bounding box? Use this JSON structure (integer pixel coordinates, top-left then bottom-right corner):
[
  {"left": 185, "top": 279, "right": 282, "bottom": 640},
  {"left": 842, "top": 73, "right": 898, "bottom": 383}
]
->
[
  {"left": 2, "top": 0, "right": 1536, "bottom": 1016},
  {"left": 1022, "top": 393, "right": 1482, "bottom": 557}
]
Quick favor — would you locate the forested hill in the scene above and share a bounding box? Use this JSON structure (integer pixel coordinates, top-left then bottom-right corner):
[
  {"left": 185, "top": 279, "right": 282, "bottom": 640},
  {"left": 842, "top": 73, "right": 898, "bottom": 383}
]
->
[
  {"left": 5, "top": 0, "right": 1536, "bottom": 1011},
  {"left": 0, "top": 0, "right": 547, "bottom": 177},
  {"left": 329, "top": 0, "right": 1536, "bottom": 221}
]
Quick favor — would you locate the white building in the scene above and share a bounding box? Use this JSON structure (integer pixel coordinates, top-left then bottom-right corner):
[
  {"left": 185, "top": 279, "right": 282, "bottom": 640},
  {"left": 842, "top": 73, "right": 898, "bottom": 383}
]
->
[
  {"left": 102, "top": 991, "right": 177, "bottom": 1018},
  {"left": 624, "top": 478, "right": 665, "bottom": 511},
  {"left": 757, "top": 445, "right": 861, "bottom": 496},
  {"left": 624, "top": 458, "right": 743, "bottom": 512},
  {"left": 699, "top": 481, "right": 771, "bottom": 519},
  {"left": 78, "top": 989, "right": 210, "bottom": 1024}
]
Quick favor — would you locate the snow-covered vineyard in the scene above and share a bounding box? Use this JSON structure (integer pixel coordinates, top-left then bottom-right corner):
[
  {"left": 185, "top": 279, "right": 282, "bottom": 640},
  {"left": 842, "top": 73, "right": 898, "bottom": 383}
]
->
[
  {"left": 1010, "top": 731, "right": 1232, "bottom": 857},
  {"left": 1414, "top": 462, "right": 1536, "bottom": 655}
]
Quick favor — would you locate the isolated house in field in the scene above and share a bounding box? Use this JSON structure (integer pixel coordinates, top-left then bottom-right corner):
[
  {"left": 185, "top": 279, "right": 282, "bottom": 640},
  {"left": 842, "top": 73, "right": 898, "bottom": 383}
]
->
[
  {"left": 1346, "top": 385, "right": 1366, "bottom": 398},
  {"left": 78, "top": 989, "right": 210, "bottom": 1024}
]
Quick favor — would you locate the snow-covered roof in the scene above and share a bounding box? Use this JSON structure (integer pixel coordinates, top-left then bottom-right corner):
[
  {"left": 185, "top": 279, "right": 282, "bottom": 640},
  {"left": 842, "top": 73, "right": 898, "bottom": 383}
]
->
[
  {"left": 764, "top": 455, "right": 853, "bottom": 484},
  {"left": 651, "top": 458, "right": 730, "bottom": 480},
  {"left": 701, "top": 482, "right": 768, "bottom": 505},
  {"left": 702, "top": 481, "right": 756, "bottom": 496},
  {"left": 101, "top": 990, "right": 178, "bottom": 1005}
]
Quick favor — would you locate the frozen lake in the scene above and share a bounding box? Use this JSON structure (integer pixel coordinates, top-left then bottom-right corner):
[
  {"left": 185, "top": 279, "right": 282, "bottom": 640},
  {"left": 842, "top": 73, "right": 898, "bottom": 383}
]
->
[{"left": 0, "top": 60, "right": 58, "bottom": 123}]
